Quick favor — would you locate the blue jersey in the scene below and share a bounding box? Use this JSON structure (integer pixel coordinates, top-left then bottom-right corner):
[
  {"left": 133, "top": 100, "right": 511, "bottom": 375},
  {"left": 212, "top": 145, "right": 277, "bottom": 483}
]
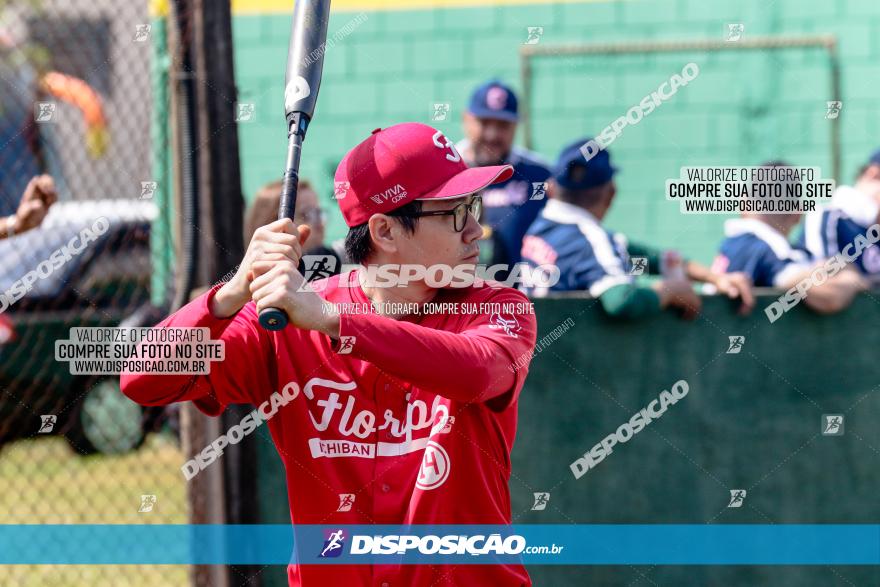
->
[
  {"left": 798, "top": 186, "right": 880, "bottom": 278},
  {"left": 457, "top": 140, "right": 552, "bottom": 268},
  {"left": 712, "top": 218, "right": 813, "bottom": 288},
  {"left": 520, "top": 199, "right": 633, "bottom": 296}
]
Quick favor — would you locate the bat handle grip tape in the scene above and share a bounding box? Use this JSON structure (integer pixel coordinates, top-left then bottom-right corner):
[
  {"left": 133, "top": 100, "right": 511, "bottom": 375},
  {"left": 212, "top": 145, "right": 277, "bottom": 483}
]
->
[
  {"left": 259, "top": 120, "right": 308, "bottom": 331},
  {"left": 259, "top": 167, "right": 297, "bottom": 329}
]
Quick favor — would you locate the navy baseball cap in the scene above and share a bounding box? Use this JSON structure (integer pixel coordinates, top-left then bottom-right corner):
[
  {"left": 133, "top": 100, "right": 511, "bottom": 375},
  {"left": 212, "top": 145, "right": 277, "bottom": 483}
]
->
[
  {"left": 553, "top": 138, "right": 617, "bottom": 190},
  {"left": 869, "top": 148, "right": 880, "bottom": 166},
  {"left": 467, "top": 80, "right": 518, "bottom": 122}
]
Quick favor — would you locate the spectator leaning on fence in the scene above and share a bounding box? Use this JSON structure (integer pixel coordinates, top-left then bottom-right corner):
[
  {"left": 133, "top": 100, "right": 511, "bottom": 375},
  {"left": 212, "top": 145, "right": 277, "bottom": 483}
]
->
[
  {"left": 797, "top": 149, "right": 880, "bottom": 283},
  {"left": 1, "top": 174, "right": 56, "bottom": 240},
  {"left": 712, "top": 161, "right": 866, "bottom": 314},
  {"left": 455, "top": 79, "right": 551, "bottom": 279},
  {"left": 244, "top": 178, "right": 341, "bottom": 282},
  {"left": 519, "top": 139, "right": 753, "bottom": 319}
]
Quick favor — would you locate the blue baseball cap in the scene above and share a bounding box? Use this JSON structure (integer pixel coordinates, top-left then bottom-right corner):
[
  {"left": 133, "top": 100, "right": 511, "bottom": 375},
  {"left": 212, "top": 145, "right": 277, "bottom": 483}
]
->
[
  {"left": 869, "top": 148, "right": 880, "bottom": 166},
  {"left": 467, "top": 80, "right": 518, "bottom": 122},
  {"left": 553, "top": 138, "right": 617, "bottom": 190}
]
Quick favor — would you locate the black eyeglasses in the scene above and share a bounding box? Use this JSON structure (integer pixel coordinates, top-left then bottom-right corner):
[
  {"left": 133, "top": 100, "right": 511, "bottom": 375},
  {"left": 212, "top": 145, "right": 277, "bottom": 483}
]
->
[
  {"left": 402, "top": 196, "right": 482, "bottom": 232},
  {"left": 295, "top": 208, "right": 327, "bottom": 226}
]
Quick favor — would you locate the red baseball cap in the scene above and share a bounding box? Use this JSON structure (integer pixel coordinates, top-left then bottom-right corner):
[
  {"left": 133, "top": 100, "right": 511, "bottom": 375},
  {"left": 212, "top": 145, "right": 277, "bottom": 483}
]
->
[{"left": 333, "top": 122, "right": 513, "bottom": 227}]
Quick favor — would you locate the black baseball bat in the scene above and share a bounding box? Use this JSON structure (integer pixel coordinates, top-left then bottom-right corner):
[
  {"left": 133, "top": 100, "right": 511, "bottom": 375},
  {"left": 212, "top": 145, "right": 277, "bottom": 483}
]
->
[{"left": 259, "top": 0, "right": 331, "bottom": 330}]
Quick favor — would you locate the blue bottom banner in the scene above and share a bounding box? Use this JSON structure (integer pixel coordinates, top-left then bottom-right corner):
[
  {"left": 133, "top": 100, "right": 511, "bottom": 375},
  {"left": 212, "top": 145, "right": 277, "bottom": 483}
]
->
[{"left": 0, "top": 525, "right": 877, "bottom": 565}]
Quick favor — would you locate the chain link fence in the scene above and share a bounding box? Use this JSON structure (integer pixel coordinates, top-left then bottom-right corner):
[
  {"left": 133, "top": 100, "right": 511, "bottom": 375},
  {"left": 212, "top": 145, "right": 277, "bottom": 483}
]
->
[{"left": 0, "top": 0, "right": 189, "bottom": 584}]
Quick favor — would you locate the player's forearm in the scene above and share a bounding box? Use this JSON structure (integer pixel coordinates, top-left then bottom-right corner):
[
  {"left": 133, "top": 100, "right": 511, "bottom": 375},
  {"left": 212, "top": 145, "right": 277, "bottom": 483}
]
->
[
  {"left": 684, "top": 260, "right": 713, "bottom": 283},
  {"left": 335, "top": 312, "right": 524, "bottom": 403},
  {"left": 803, "top": 268, "right": 866, "bottom": 314},
  {"left": 120, "top": 286, "right": 239, "bottom": 408},
  {"left": 212, "top": 281, "right": 251, "bottom": 318}
]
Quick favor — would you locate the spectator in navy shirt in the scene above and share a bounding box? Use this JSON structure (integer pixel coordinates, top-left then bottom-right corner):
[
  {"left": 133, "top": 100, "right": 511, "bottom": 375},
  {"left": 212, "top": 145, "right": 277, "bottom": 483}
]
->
[
  {"left": 456, "top": 79, "right": 551, "bottom": 279},
  {"left": 797, "top": 149, "right": 880, "bottom": 282},
  {"left": 521, "top": 138, "right": 753, "bottom": 319},
  {"left": 713, "top": 161, "right": 865, "bottom": 314}
]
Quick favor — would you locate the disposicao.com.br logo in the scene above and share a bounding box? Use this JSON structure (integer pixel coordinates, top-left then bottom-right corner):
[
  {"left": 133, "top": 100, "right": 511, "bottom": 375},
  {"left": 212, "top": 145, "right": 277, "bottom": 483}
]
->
[
  {"left": 313, "top": 528, "right": 564, "bottom": 562},
  {"left": 318, "top": 529, "right": 347, "bottom": 558}
]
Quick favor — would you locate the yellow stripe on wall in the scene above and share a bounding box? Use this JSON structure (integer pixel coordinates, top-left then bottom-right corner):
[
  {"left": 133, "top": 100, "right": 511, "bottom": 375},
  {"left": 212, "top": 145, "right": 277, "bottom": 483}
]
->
[
  {"left": 149, "top": 0, "right": 169, "bottom": 17},
  {"left": 232, "top": 0, "right": 596, "bottom": 14}
]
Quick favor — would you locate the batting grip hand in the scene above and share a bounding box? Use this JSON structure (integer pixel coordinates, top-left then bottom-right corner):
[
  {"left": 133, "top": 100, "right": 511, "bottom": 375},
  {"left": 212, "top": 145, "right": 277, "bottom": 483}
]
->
[
  {"left": 258, "top": 123, "right": 305, "bottom": 331},
  {"left": 258, "top": 0, "right": 330, "bottom": 330}
]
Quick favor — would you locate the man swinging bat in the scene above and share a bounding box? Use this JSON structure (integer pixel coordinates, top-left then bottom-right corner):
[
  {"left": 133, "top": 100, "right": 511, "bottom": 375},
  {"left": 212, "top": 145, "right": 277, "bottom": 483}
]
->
[{"left": 121, "top": 122, "right": 538, "bottom": 586}]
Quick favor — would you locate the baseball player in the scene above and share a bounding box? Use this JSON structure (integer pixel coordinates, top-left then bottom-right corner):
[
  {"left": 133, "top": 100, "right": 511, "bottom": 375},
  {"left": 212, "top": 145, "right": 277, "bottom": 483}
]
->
[
  {"left": 121, "top": 122, "right": 538, "bottom": 586},
  {"left": 456, "top": 79, "right": 552, "bottom": 279},
  {"left": 713, "top": 161, "right": 866, "bottom": 313},
  {"left": 520, "top": 138, "right": 753, "bottom": 318},
  {"left": 797, "top": 149, "right": 880, "bottom": 282}
]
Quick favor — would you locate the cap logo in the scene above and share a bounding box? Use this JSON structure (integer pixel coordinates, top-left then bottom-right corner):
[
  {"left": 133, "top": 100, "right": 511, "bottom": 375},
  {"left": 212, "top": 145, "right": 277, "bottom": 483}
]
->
[
  {"left": 432, "top": 130, "right": 461, "bottom": 163},
  {"left": 370, "top": 183, "right": 408, "bottom": 205},
  {"left": 333, "top": 181, "right": 349, "bottom": 200},
  {"left": 486, "top": 86, "right": 507, "bottom": 110}
]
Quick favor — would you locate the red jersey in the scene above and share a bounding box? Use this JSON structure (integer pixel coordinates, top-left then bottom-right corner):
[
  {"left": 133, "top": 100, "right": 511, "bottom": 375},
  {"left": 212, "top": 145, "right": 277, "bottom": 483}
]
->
[{"left": 121, "top": 269, "right": 537, "bottom": 586}]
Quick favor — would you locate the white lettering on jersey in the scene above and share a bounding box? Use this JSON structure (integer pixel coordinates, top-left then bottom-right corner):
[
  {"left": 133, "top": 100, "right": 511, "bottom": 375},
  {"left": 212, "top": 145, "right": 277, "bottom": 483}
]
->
[
  {"left": 416, "top": 441, "right": 451, "bottom": 490},
  {"left": 290, "top": 377, "right": 451, "bottom": 460}
]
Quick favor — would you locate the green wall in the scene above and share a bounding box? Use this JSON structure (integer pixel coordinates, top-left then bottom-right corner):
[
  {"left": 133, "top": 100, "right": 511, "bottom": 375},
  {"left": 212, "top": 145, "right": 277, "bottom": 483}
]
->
[
  {"left": 510, "top": 292, "right": 880, "bottom": 585},
  {"left": 255, "top": 292, "right": 880, "bottom": 586},
  {"left": 231, "top": 0, "right": 879, "bottom": 265}
]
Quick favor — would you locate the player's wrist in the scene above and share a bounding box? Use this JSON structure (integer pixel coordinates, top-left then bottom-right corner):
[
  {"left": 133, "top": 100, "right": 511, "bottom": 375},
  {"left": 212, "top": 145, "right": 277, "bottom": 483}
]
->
[
  {"left": 212, "top": 281, "right": 250, "bottom": 318},
  {"left": 5, "top": 215, "right": 18, "bottom": 237},
  {"left": 703, "top": 270, "right": 724, "bottom": 287},
  {"left": 318, "top": 304, "right": 341, "bottom": 339}
]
